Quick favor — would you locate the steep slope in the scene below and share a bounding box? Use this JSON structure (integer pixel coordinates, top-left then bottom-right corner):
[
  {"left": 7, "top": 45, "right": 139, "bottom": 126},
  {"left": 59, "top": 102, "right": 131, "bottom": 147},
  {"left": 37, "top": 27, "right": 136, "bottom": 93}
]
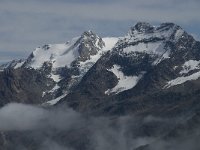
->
[
  {"left": 0, "top": 59, "right": 25, "bottom": 71},
  {"left": 59, "top": 22, "right": 200, "bottom": 116},
  {"left": 0, "top": 68, "right": 54, "bottom": 107},
  {"left": 0, "top": 31, "right": 118, "bottom": 106}
]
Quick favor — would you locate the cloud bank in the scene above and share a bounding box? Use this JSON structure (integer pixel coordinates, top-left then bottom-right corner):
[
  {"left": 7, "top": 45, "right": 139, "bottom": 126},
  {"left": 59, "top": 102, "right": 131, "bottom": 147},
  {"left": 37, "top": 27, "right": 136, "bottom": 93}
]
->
[
  {"left": 0, "top": 103, "right": 200, "bottom": 150},
  {"left": 0, "top": 103, "right": 163, "bottom": 150}
]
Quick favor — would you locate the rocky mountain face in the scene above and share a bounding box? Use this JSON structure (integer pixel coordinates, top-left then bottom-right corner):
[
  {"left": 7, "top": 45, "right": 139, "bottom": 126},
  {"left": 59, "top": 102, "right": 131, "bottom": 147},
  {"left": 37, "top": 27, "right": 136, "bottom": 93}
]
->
[
  {"left": 59, "top": 22, "right": 200, "bottom": 117},
  {"left": 1, "top": 22, "right": 200, "bottom": 150},
  {"left": 0, "top": 31, "right": 118, "bottom": 106}
]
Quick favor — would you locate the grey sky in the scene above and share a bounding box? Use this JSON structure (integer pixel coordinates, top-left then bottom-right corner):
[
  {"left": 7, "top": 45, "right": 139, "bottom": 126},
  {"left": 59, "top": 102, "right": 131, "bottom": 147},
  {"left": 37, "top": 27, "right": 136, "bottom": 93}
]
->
[{"left": 0, "top": 0, "right": 200, "bottom": 63}]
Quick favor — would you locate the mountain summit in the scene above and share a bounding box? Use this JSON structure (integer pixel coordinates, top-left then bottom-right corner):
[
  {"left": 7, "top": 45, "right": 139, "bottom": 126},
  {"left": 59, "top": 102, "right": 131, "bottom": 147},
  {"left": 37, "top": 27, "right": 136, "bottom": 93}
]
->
[{"left": 0, "top": 31, "right": 119, "bottom": 106}]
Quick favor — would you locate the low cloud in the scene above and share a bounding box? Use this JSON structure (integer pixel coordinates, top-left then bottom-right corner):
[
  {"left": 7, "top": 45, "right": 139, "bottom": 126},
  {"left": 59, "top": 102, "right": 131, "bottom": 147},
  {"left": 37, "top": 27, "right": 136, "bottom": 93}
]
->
[
  {"left": 0, "top": 103, "right": 200, "bottom": 150},
  {"left": 0, "top": 103, "right": 83, "bottom": 131},
  {"left": 0, "top": 103, "right": 161, "bottom": 150},
  {"left": 0, "top": 103, "right": 47, "bottom": 130}
]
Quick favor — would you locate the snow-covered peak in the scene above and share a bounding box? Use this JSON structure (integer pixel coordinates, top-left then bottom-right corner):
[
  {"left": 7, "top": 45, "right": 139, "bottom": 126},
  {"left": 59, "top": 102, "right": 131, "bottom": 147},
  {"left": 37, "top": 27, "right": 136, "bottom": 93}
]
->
[
  {"left": 78, "top": 37, "right": 118, "bottom": 74},
  {"left": 129, "top": 22, "right": 155, "bottom": 34},
  {"left": 126, "top": 22, "right": 183, "bottom": 41},
  {"left": 79, "top": 30, "right": 105, "bottom": 49},
  {"left": 23, "top": 31, "right": 108, "bottom": 70},
  {"left": 25, "top": 37, "right": 80, "bottom": 69},
  {"left": 114, "top": 22, "right": 185, "bottom": 62},
  {"left": 157, "top": 23, "right": 177, "bottom": 31}
]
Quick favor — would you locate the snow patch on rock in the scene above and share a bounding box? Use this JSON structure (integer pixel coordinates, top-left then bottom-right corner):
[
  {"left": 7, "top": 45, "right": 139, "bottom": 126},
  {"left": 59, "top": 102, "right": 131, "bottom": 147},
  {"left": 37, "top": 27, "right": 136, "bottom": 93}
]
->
[
  {"left": 123, "top": 42, "right": 164, "bottom": 55},
  {"left": 103, "top": 37, "right": 119, "bottom": 50},
  {"left": 43, "top": 93, "right": 68, "bottom": 106},
  {"left": 164, "top": 71, "right": 200, "bottom": 88},
  {"left": 180, "top": 60, "right": 200, "bottom": 75},
  {"left": 174, "top": 29, "right": 184, "bottom": 41},
  {"left": 48, "top": 84, "right": 60, "bottom": 93},
  {"left": 165, "top": 60, "right": 200, "bottom": 88},
  {"left": 50, "top": 74, "right": 61, "bottom": 82},
  {"left": 14, "top": 61, "right": 25, "bottom": 69},
  {"left": 105, "top": 65, "right": 143, "bottom": 95}
]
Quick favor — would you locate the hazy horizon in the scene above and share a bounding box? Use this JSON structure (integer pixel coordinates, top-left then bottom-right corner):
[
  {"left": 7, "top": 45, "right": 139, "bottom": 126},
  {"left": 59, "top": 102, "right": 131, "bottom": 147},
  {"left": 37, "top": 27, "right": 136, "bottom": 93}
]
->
[{"left": 0, "top": 0, "right": 200, "bottom": 64}]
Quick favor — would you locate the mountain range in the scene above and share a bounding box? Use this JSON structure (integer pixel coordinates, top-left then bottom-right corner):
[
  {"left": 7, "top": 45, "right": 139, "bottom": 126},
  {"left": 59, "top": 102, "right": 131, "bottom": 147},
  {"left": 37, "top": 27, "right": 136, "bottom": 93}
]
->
[{"left": 1, "top": 22, "right": 200, "bottom": 150}]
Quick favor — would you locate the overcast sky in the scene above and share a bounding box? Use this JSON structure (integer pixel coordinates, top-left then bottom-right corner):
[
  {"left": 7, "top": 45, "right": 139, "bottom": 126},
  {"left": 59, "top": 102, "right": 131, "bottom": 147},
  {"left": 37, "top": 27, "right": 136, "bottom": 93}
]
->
[{"left": 0, "top": 0, "right": 200, "bottom": 63}]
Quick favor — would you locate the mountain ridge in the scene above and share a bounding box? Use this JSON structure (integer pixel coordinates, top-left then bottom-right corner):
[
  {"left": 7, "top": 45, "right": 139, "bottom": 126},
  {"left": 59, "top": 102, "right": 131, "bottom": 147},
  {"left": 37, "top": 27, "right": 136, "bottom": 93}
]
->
[
  {"left": 0, "top": 22, "right": 199, "bottom": 110},
  {"left": 55, "top": 22, "right": 200, "bottom": 117}
]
